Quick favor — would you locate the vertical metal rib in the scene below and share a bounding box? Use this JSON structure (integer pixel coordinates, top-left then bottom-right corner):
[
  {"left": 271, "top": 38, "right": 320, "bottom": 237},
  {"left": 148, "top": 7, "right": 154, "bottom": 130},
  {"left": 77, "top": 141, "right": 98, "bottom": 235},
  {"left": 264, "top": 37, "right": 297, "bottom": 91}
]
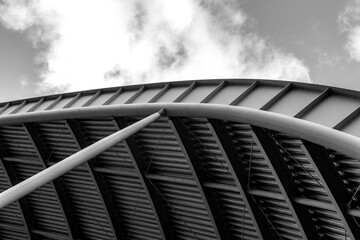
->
[
  {"left": 66, "top": 119, "right": 126, "bottom": 240},
  {"left": 169, "top": 117, "right": 230, "bottom": 240},
  {"left": 251, "top": 126, "right": 320, "bottom": 240},
  {"left": 113, "top": 117, "right": 175, "bottom": 240},
  {"left": 0, "top": 155, "right": 34, "bottom": 239},
  {"left": 301, "top": 140, "right": 360, "bottom": 240},
  {"left": 207, "top": 119, "right": 274, "bottom": 239},
  {"left": 23, "top": 123, "right": 78, "bottom": 239}
]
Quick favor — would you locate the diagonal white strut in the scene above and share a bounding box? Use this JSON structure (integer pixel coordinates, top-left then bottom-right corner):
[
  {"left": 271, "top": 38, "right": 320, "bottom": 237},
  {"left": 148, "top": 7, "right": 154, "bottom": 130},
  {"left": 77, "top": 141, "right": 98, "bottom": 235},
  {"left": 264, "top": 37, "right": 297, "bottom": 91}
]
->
[{"left": 0, "top": 109, "right": 164, "bottom": 209}]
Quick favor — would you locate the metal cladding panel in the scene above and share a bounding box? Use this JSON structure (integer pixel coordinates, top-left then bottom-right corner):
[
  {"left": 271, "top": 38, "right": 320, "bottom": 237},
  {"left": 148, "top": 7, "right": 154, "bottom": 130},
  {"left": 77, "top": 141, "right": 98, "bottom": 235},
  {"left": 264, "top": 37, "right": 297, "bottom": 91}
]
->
[
  {"left": 0, "top": 125, "right": 71, "bottom": 239},
  {"left": 339, "top": 115, "right": 360, "bottom": 137},
  {"left": 31, "top": 99, "right": 54, "bottom": 112},
  {"left": 49, "top": 97, "right": 75, "bottom": 110},
  {"left": 0, "top": 105, "right": 18, "bottom": 115},
  {"left": 35, "top": 121, "right": 116, "bottom": 240},
  {"left": 67, "top": 94, "right": 94, "bottom": 108},
  {"left": 236, "top": 85, "right": 284, "bottom": 109},
  {"left": 87, "top": 92, "right": 115, "bottom": 106},
  {"left": 78, "top": 118, "right": 163, "bottom": 239},
  {"left": 130, "top": 117, "right": 219, "bottom": 240},
  {"left": 301, "top": 94, "right": 360, "bottom": 128},
  {"left": 330, "top": 150, "right": 360, "bottom": 191},
  {"left": 267, "top": 88, "right": 322, "bottom": 116},
  {"left": 207, "top": 83, "right": 252, "bottom": 104},
  {"left": 225, "top": 122, "right": 304, "bottom": 239},
  {"left": 269, "top": 132, "right": 347, "bottom": 239},
  {"left": 110, "top": 90, "right": 139, "bottom": 104},
  {"left": 0, "top": 167, "right": 28, "bottom": 240},
  {"left": 182, "top": 118, "right": 260, "bottom": 239},
  {"left": 15, "top": 101, "right": 39, "bottom": 114},
  {"left": 130, "top": 87, "right": 163, "bottom": 103},
  {"left": 269, "top": 132, "right": 330, "bottom": 203},
  {"left": 179, "top": 85, "right": 218, "bottom": 103},
  {"left": 2, "top": 79, "right": 360, "bottom": 239},
  {"left": 153, "top": 85, "right": 190, "bottom": 102}
]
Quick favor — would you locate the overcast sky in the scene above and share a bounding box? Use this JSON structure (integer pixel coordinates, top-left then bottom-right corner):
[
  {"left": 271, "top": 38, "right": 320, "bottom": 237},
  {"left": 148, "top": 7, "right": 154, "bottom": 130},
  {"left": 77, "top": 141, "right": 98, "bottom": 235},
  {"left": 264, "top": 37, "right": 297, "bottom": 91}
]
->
[{"left": 0, "top": 0, "right": 360, "bottom": 102}]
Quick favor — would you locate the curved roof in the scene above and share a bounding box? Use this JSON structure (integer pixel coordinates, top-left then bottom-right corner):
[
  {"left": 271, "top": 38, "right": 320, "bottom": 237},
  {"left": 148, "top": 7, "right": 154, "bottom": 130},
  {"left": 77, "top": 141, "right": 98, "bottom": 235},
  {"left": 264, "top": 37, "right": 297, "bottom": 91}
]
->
[{"left": 0, "top": 79, "right": 360, "bottom": 239}]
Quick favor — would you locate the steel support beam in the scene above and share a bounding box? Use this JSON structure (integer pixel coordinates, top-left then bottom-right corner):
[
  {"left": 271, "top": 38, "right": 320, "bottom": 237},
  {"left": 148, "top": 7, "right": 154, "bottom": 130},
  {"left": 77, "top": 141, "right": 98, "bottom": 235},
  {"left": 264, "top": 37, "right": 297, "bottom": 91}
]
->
[
  {"left": 251, "top": 126, "right": 320, "bottom": 240},
  {"left": 0, "top": 155, "right": 34, "bottom": 239},
  {"left": 301, "top": 140, "right": 360, "bottom": 240},
  {"left": 66, "top": 119, "right": 126, "bottom": 240},
  {"left": 169, "top": 117, "right": 230, "bottom": 240},
  {"left": 114, "top": 117, "right": 175, "bottom": 240},
  {"left": 1, "top": 103, "right": 360, "bottom": 161},
  {"left": 207, "top": 119, "right": 274, "bottom": 239},
  {"left": 0, "top": 110, "right": 163, "bottom": 209},
  {"left": 24, "top": 123, "right": 78, "bottom": 239}
]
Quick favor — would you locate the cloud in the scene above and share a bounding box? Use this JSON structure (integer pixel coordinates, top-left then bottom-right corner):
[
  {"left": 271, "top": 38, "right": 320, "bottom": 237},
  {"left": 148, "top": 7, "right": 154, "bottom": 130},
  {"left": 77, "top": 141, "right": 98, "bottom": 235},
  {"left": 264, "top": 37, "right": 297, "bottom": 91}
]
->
[
  {"left": 339, "top": 0, "right": 360, "bottom": 62},
  {"left": 19, "top": 75, "right": 29, "bottom": 87},
  {"left": 316, "top": 49, "right": 342, "bottom": 67},
  {"left": 0, "top": 0, "right": 311, "bottom": 95}
]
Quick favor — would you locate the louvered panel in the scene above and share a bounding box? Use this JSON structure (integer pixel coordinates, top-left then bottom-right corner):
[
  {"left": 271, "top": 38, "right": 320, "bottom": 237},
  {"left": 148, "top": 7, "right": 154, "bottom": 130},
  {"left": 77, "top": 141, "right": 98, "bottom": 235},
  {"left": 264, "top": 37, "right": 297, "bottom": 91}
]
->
[
  {"left": 62, "top": 164, "right": 115, "bottom": 240},
  {"left": 36, "top": 122, "right": 115, "bottom": 240},
  {"left": 0, "top": 226, "right": 27, "bottom": 240},
  {"left": 77, "top": 118, "right": 163, "bottom": 239},
  {"left": 154, "top": 180, "right": 217, "bottom": 240},
  {"left": 182, "top": 118, "right": 260, "bottom": 239},
  {"left": 35, "top": 122, "right": 77, "bottom": 162},
  {"left": 130, "top": 117, "right": 218, "bottom": 240},
  {"left": 0, "top": 125, "right": 71, "bottom": 239},
  {"left": 11, "top": 162, "right": 69, "bottom": 237},
  {"left": 226, "top": 123, "right": 280, "bottom": 193},
  {"left": 134, "top": 120, "right": 193, "bottom": 178},
  {"left": 328, "top": 151, "right": 359, "bottom": 193},
  {"left": 312, "top": 209, "right": 349, "bottom": 239},
  {"left": 260, "top": 198, "right": 303, "bottom": 239},
  {"left": 326, "top": 150, "right": 360, "bottom": 238},
  {"left": 270, "top": 132, "right": 349, "bottom": 239},
  {"left": 0, "top": 126, "right": 38, "bottom": 158},
  {"left": 215, "top": 191, "right": 258, "bottom": 239},
  {"left": 0, "top": 165, "right": 28, "bottom": 240},
  {"left": 107, "top": 174, "right": 162, "bottom": 240},
  {"left": 226, "top": 122, "right": 305, "bottom": 239},
  {"left": 270, "top": 133, "right": 329, "bottom": 203}
]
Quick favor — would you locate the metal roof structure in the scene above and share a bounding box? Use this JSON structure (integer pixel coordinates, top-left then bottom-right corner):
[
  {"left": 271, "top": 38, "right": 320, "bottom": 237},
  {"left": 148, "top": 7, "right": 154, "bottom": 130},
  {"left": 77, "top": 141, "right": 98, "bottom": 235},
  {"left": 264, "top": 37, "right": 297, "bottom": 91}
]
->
[{"left": 0, "top": 79, "right": 360, "bottom": 239}]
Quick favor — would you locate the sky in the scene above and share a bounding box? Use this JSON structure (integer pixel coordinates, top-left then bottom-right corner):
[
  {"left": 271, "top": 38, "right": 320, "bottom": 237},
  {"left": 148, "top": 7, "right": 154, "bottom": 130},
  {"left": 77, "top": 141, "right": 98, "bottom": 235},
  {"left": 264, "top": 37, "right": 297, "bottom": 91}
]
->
[{"left": 0, "top": 0, "right": 360, "bottom": 102}]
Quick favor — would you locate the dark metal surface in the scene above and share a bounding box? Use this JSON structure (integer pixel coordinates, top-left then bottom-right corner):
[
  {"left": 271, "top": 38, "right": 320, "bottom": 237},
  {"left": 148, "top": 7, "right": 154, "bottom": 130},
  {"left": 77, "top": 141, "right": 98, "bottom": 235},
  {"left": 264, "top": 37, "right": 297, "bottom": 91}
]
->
[
  {"left": 0, "top": 156, "right": 32, "bottom": 239},
  {"left": 114, "top": 117, "right": 175, "bottom": 240},
  {"left": 23, "top": 123, "right": 78, "bottom": 239},
  {"left": 207, "top": 119, "right": 274, "bottom": 239},
  {"left": 169, "top": 117, "right": 229, "bottom": 240},
  {"left": 301, "top": 141, "right": 360, "bottom": 240},
  {"left": 66, "top": 119, "right": 125, "bottom": 240},
  {"left": 251, "top": 126, "right": 320, "bottom": 239}
]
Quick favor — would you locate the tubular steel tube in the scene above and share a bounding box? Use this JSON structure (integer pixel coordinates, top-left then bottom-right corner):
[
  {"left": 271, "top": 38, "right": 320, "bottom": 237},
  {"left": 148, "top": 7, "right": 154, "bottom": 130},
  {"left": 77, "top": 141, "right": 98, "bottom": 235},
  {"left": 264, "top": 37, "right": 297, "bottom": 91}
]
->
[
  {"left": 0, "top": 103, "right": 359, "bottom": 160},
  {"left": 0, "top": 109, "right": 164, "bottom": 209}
]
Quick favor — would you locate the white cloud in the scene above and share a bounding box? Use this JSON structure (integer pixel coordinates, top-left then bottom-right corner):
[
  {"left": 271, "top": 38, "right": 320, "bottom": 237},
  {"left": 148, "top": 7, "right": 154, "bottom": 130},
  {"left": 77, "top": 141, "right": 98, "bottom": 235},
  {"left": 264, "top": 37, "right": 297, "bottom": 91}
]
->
[
  {"left": 0, "top": 0, "right": 311, "bottom": 95},
  {"left": 19, "top": 75, "right": 29, "bottom": 87},
  {"left": 316, "top": 49, "right": 342, "bottom": 67},
  {"left": 339, "top": 0, "right": 360, "bottom": 62}
]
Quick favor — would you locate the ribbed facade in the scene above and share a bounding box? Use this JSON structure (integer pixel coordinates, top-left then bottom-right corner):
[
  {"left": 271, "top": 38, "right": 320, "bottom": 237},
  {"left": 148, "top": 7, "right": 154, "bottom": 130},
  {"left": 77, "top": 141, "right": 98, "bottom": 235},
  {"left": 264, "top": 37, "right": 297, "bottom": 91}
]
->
[{"left": 0, "top": 79, "right": 359, "bottom": 239}]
